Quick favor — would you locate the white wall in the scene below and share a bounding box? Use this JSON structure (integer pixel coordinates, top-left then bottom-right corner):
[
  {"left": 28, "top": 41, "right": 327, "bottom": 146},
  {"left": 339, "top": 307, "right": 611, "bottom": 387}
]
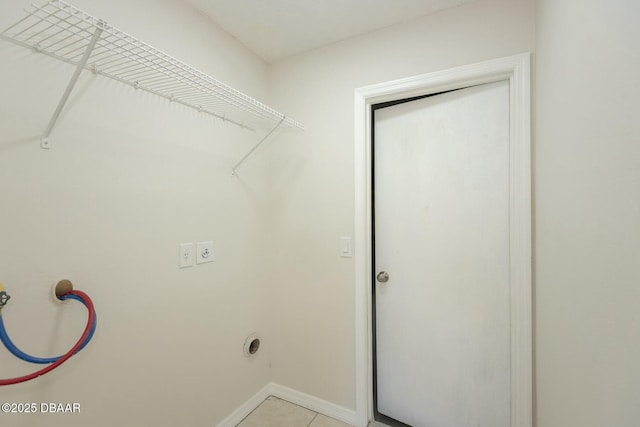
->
[
  {"left": 266, "top": 0, "right": 535, "bottom": 410},
  {"left": 535, "top": 1, "right": 640, "bottom": 426},
  {"left": 0, "top": 1, "right": 273, "bottom": 426},
  {"left": 267, "top": 0, "right": 640, "bottom": 425},
  {"left": 3, "top": 0, "right": 637, "bottom": 425}
]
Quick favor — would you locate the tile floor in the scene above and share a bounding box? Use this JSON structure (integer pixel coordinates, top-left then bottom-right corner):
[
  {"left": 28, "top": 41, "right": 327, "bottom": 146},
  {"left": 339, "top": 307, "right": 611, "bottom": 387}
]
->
[{"left": 237, "top": 396, "right": 354, "bottom": 427}]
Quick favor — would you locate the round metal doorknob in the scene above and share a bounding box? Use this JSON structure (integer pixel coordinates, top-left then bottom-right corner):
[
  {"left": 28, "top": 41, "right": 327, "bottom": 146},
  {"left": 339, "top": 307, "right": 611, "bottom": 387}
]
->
[{"left": 376, "top": 271, "right": 389, "bottom": 283}]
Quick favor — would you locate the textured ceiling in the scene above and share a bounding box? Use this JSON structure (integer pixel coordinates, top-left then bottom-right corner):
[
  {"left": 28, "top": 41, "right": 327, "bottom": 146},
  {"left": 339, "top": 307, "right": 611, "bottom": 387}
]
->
[{"left": 184, "top": 0, "right": 476, "bottom": 62}]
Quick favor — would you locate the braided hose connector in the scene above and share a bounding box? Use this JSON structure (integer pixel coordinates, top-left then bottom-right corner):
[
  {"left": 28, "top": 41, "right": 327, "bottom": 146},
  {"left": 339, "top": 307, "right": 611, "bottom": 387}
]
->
[{"left": 0, "top": 282, "right": 10, "bottom": 309}]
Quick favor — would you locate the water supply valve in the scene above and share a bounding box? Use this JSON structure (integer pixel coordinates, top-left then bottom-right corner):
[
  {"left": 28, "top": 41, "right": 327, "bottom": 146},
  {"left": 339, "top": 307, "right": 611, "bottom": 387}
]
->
[{"left": 0, "top": 282, "right": 10, "bottom": 309}]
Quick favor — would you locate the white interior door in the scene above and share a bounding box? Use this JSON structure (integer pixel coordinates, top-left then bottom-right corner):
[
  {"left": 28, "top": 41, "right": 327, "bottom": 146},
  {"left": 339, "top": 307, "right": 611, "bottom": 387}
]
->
[{"left": 374, "top": 80, "right": 511, "bottom": 427}]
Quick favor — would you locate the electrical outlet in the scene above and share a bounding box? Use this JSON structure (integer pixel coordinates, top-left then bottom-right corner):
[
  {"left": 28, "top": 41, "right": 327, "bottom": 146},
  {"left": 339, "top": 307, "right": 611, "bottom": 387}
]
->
[
  {"left": 196, "top": 241, "right": 214, "bottom": 264},
  {"left": 179, "top": 243, "right": 194, "bottom": 269}
]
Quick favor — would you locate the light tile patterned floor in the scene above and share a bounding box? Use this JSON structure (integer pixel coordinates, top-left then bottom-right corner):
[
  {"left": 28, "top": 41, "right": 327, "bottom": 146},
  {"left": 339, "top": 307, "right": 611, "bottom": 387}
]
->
[{"left": 237, "top": 396, "right": 354, "bottom": 427}]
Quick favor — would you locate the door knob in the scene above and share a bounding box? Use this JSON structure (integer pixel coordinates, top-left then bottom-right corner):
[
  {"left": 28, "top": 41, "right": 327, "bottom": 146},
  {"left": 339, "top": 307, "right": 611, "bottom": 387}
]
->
[{"left": 376, "top": 271, "right": 389, "bottom": 283}]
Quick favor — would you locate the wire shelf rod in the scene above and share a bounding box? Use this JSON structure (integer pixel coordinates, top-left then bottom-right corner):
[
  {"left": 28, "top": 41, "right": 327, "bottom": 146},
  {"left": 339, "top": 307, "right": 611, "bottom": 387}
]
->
[
  {"left": 1, "top": 12, "right": 31, "bottom": 34},
  {"left": 28, "top": 4, "right": 90, "bottom": 34},
  {"left": 21, "top": 20, "right": 58, "bottom": 43},
  {"left": 101, "top": 50, "right": 180, "bottom": 85},
  {"left": 144, "top": 80, "right": 192, "bottom": 92},
  {"left": 87, "top": 55, "right": 125, "bottom": 71},
  {"left": 49, "top": 37, "right": 86, "bottom": 56},
  {"left": 9, "top": 13, "right": 48, "bottom": 38},
  {"left": 120, "top": 60, "right": 225, "bottom": 108},
  {"left": 31, "top": 25, "right": 69, "bottom": 48},
  {"left": 30, "top": 8, "right": 86, "bottom": 40},
  {"left": 89, "top": 49, "right": 139, "bottom": 69},
  {"left": 104, "top": 61, "right": 152, "bottom": 77},
  {"left": 97, "top": 38, "right": 185, "bottom": 80},
  {"left": 171, "top": 88, "right": 214, "bottom": 98},
  {"left": 40, "top": 23, "right": 91, "bottom": 46},
  {"left": 119, "top": 59, "right": 177, "bottom": 80},
  {"left": 177, "top": 96, "right": 219, "bottom": 106},
  {"left": 62, "top": 40, "right": 92, "bottom": 58},
  {"left": 103, "top": 47, "right": 166, "bottom": 71},
  {"left": 44, "top": 27, "right": 92, "bottom": 55},
  {"left": 31, "top": 24, "right": 95, "bottom": 57}
]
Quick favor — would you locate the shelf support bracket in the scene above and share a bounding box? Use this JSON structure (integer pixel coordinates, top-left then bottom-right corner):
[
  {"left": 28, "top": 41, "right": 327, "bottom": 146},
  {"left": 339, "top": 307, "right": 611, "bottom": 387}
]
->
[
  {"left": 40, "top": 25, "right": 103, "bottom": 149},
  {"left": 231, "top": 116, "right": 286, "bottom": 175}
]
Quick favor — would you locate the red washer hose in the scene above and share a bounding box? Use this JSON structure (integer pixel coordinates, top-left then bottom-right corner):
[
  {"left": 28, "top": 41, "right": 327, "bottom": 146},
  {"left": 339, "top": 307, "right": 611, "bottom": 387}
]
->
[{"left": 0, "top": 290, "right": 95, "bottom": 386}]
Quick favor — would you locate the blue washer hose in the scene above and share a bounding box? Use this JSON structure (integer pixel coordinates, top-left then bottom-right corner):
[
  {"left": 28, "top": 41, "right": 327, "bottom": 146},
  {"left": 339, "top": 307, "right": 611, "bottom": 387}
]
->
[{"left": 0, "top": 293, "right": 97, "bottom": 364}]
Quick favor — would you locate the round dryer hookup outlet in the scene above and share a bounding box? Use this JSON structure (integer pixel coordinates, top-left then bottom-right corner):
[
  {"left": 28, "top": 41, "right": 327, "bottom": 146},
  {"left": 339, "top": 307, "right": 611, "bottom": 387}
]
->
[{"left": 243, "top": 333, "right": 260, "bottom": 358}]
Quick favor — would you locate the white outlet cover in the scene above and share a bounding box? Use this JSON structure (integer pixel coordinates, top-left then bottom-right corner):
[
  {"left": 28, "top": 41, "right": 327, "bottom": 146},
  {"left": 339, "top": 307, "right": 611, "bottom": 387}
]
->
[
  {"left": 179, "top": 243, "right": 194, "bottom": 269},
  {"left": 196, "top": 241, "right": 214, "bottom": 264}
]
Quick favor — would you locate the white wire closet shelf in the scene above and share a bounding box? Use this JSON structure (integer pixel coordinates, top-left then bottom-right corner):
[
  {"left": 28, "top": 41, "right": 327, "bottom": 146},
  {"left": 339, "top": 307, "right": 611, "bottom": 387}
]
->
[{"left": 0, "top": 0, "right": 304, "bottom": 136}]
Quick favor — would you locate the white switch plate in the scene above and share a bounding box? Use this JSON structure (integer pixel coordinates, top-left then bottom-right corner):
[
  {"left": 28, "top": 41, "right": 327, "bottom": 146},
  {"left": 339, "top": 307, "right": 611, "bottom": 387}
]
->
[
  {"left": 196, "top": 241, "right": 214, "bottom": 264},
  {"left": 179, "top": 243, "right": 194, "bottom": 268},
  {"left": 340, "top": 237, "right": 353, "bottom": 258}
]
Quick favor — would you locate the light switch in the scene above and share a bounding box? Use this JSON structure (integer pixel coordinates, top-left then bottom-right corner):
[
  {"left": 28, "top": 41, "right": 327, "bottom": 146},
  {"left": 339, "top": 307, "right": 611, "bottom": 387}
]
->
[
  {"left": 340, "top": 237, "right": 352, "bottom": 258},
  {"left": 179, "top": 243, "right": 194, "bottom": 269}
]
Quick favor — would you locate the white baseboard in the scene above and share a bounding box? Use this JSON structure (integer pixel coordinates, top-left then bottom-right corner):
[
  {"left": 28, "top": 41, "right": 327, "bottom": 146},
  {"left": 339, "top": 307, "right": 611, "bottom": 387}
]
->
[
  {"left": 268, "top": 383, "right": 357, "bottom": 425},
  {"left": 216, "top": 382, "right": 358, "bottom": 427},
  {"left": 216, "top": 383, "right": 272, "bottom": 427}
]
